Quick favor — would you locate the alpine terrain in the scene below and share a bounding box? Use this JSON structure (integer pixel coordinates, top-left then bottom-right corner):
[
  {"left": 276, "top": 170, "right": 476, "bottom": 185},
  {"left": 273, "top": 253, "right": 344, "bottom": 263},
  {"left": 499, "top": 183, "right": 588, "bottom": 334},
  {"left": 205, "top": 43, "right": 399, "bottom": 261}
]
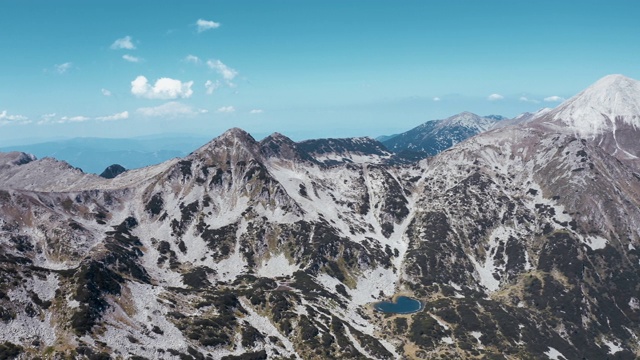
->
[{"left": 0, "top": 74, "right": 640, "bottom": 359}]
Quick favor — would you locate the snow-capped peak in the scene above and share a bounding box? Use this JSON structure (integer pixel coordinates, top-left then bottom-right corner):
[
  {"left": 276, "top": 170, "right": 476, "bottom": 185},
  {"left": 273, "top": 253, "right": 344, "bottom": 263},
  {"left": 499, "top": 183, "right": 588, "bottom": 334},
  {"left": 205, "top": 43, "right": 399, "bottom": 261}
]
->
[
  {"left": 438, "top": 111, "right": 498, "bottom": 132},
  {"left": 543, "top": 74, "right": 640, "bottom": 137}
]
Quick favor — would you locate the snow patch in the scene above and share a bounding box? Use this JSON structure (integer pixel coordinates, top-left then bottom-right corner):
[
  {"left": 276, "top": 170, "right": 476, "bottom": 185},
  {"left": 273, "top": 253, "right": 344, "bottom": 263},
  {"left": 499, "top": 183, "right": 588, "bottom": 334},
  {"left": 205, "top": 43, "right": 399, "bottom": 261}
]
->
[
  {"left": 431, "top": 314, "right": 450, "bottom": 330},
  {"left": 100, "top": 282, "right": 188, "bottom": 358},
  {"left": 603, "top": 339, "right": 624, "bottom": 354},
  {"left": 257, "top": 252, "right": 298, "bottom": 278},
  {"left": 351, "top": 266, "right": 397, "bottom": 305},
  {"left": 0, "top": 312, "right": 58, "bottom": 347},
  {"left": 584, "top": 235, "right": 608, "bottom": 250},
  {"left": 469, "top": 253, "right": 500, "bottom": 292},
  {"left": 545, "top": 347, "right": 567, "bottom": 360},
  {"left": 31, "top": 273, "right": 59, "bottom": 301}
]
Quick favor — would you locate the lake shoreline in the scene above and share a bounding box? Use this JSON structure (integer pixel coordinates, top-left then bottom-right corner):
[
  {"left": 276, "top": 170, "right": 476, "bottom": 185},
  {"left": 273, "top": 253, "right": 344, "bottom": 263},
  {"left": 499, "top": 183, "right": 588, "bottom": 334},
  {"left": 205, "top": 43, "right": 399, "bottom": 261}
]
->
[{"left": 373, "top": 295, "right": 423, "bottom": 314}]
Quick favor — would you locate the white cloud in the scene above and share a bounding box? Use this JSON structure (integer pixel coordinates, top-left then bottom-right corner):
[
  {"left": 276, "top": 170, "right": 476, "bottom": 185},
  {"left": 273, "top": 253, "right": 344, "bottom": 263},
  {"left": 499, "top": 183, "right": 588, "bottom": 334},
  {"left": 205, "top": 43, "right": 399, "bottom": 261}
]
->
[
  {"left": 60, "top": 115, "right": 90, "bottom": 123},
  {"left": 433, "top": 97, "right": 441, "bottom": 102},
  {"left": 488, "top": 93, "right": 504, "bottom": 101},
  {"left": 196, "top": 19, "right": 221, "bottom": 33},
  {"left": 131, "top": 76, "right": 194, "bottom": 99},
  {"left": 101, "top": 88, "right": 112, "bottom": 96},
  {"left": 55, "top": 62, "right": 73, "bottom": 74},
  {"left": 37, "top": 113, "right": 56, "bottom": 124},
  {"left": 205, "top": 80, "right": 221, "bottom": 95},
  {"left": 544, "top": 95, "right": 565, "bottom": 102},
  {"left": 122, "top": 54, "right": 143, "bottom": 63},
  {"left": 207, "top": 59, "right": 238, "bottom": 82},
  {"left": 38, "top": 114, "right": 90, "bottom": 124},
  {"left": 0, "top": 110, "right": 30, "bottom": 126},
  {"left": 137, "top": 101, "right": 207, "bottom": 118},
  {"left": 96, "top": 111, "right": 129, "bottom": 121},
  {"left": 184, "top": 55, "right": 201, "bottom": 64},
  {"left": 110, "top": 36, "right": 136, "bottom": 50},
  {"left": 249, "top": 109, "right": 264, "bottom": 114},
  {"left": 217, "top": 106, "right": 235, "bottom": 113},
  {"left": 519, "top": 96, "right": 540, "bottom": 104}
]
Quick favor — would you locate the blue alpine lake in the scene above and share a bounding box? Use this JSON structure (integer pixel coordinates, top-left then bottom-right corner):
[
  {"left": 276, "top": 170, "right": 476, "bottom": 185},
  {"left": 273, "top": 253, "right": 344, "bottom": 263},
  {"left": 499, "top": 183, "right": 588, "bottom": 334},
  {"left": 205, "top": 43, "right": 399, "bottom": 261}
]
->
[{"left": 373, "top": 296, "right": 423, "bottom": 314}]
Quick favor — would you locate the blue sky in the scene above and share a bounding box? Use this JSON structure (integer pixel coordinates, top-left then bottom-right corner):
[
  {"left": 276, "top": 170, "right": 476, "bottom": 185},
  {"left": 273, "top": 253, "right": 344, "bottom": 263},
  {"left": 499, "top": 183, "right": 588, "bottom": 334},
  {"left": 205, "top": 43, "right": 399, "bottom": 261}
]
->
[{"left": 1, "top": 0, "right": 639, "bottom": 143}]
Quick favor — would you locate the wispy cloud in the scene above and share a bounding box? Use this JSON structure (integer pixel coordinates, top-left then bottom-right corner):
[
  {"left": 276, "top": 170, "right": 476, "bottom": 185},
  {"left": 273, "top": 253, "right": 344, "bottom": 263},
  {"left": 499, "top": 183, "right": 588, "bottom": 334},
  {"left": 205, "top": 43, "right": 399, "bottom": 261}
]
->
[
  {"left": 433, "top": 97, "right": 441, "bottom": 102},
  {"left": 122, "top": 54, "right": 143, "bottom": 63},
  {"left": 96, "top": 111, "right": 129, "bottom": 121},
  {"left": 137, "top": 101, "right": 207, "bottom": 118},
  {"left": 207, "top": 59, "right": 238, "bottom": 85},
  {"left": 184, "top": 55, "right": 201, "bottom": 64},
  {"left": 110, "top": 35, "right": 136, "bottom": 50},
  {"left": 0, "top": 110, "right": 30, "bottom": 126},
  {"left": 487, "top": 93, "right": 504, "bottom": 101},
  {"left": 205, "top": 80, "right": 220, "bottom": 95},
  {"left": 544, "top": 95, "right": 565, "bottom": 102},
  {"left": 38, "top": 113, "right": 56, "bottom": 124},
  {"left": 519, "top": 96, "right": 540, "bottom": 104},
  {"left": 249, "top": 109, "right": 264, "bottom": 114},
  {"left": 55, "top": 62, "right": 73, "bottom": 74},
  {"left": 196, "top": 19, "right": 220, "bottom": 33},
  {"left": 38, "top": 114, "right": 90, "bottom": 124},
  {"left": 217, "top": 106, "right": 235, "bottom": 113},
  {"left": 131, "top": 76, "right": 194, "bottom": 99},
  {"left": 101, "top": 88, "right": 112, "bottom": 97},
  {"left": 60, "top": 115, "right": 90, "bottom": 123}
]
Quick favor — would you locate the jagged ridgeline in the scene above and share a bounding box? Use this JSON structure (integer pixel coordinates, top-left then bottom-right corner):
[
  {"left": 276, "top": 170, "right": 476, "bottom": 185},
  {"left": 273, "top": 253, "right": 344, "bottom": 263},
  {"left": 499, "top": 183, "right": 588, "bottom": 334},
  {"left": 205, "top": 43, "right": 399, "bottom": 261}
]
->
[{"left": 0, "top": 75, "right": 640, "bottom": 359}]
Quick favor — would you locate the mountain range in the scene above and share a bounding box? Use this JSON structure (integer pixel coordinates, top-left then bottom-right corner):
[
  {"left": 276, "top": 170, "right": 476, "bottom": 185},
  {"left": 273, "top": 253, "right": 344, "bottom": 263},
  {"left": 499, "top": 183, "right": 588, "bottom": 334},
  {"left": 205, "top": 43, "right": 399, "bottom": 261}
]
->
[
  {"left": 0, "top": 74, "right": 639, "bottom": 359},
  {"left": 379, "top": 112, "right": 506, "bottom": 158}
]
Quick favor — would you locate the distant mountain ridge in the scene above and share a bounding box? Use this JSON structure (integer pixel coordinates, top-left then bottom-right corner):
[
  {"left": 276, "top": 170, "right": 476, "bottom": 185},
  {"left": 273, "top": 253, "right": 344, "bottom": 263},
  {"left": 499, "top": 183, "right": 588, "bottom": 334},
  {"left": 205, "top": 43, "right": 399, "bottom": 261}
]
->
[
  {"left": 0, "top": 136, "right": 211, "bottom": 174},
  {"left": 380, "top": 112, "right": 506, "bottom": 157},
  {"left": 3, "top": 113, "right": 516, "bottom": 174}
]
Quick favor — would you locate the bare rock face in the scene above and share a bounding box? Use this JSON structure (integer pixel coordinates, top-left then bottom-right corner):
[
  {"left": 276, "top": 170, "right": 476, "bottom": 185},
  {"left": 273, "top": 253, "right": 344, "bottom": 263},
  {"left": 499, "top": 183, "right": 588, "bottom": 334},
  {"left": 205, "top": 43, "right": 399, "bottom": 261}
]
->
[
  {"left": 99, "top": 164, "right": 127, "bottom": 179},
  {"left": 0, "top": 75, "right": 639, "bottom": 359}
]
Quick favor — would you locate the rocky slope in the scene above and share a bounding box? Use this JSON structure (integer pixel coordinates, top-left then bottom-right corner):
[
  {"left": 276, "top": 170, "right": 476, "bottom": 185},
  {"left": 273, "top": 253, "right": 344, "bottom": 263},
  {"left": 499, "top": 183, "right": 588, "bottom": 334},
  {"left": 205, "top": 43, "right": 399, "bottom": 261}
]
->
[{"left": 0, "top": 75, "right": 640, "bottom": 359}]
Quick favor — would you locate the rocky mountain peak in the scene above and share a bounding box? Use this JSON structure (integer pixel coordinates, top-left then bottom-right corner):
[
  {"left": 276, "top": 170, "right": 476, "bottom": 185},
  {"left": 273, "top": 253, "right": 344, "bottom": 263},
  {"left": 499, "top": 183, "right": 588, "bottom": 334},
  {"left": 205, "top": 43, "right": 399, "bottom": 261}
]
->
[
  {"left": 260, "top": 132, "right": 296, "bottom": 148},
  {"left": 188, "top": 127, "right": 259, "bottom": 162},
  {"left": 99, "top": 164, "right": 127, "bottom": 179},
  {"left": 540, "top": 74, "right": 640, "bottom": 137},
  {"left": 218, "top": 127, "right": 257, "bottom": 143},
  {"left": 259, "top": 132, "right": 316, "bottom": 163},
  {"left": 0, "top": 151, "right": 36, "bottom": 168},
  {"left": 439, "top": 111, "right": 499, "bottom": 132}
]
